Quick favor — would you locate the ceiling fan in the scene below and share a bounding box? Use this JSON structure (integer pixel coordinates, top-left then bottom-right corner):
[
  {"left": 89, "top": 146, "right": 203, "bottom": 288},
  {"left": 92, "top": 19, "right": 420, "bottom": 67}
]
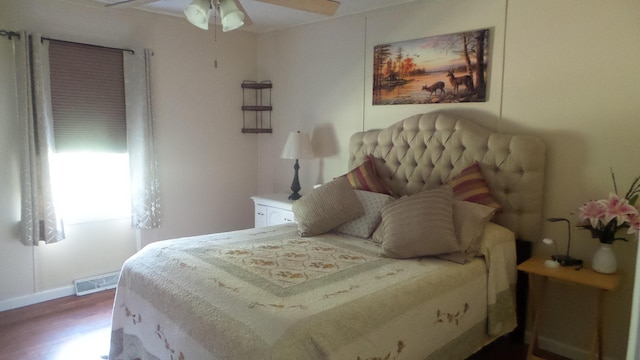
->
[{"left": 104, "top": 0, "right": 340, "bottom": 31}]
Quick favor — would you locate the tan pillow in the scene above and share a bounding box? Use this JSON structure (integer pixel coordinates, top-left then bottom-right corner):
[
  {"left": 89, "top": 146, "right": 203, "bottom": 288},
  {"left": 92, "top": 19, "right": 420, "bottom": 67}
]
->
[
  {"left": 376, "top": 185, "right": 459, "bottom": 259},
  {"left": 438, "top": 200, "right": 496, "bottom": 264},
  {"left": 292, "top": 177, "right": 364, "bottom": 237}
]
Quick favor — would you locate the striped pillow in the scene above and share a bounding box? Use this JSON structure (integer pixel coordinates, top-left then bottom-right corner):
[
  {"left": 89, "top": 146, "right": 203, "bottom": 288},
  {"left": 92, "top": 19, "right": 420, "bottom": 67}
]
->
[
  {"left": 374, "top": 185, "right": 459, "bottom": 259},
  {"left": 450, "top": 162, "right": 501, "bottom": 210},
  {"left": 342, "top": 156, "right": 392, "bottom": 195}
]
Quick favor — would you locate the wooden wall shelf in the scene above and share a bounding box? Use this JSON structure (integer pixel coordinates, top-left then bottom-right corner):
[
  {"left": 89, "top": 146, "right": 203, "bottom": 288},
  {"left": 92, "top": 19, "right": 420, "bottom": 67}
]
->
[
  {"left": 241, "top": 82, "right": 273, "bottom": 89},
  {"left": 241, "top": 105, "right": 273, "bottom": 111},
  {"left": 241, "top": 128, "right": 273, "bottom": 134},
  {"left": 242, "top": 80, "right": 272, "bottom": 133}
]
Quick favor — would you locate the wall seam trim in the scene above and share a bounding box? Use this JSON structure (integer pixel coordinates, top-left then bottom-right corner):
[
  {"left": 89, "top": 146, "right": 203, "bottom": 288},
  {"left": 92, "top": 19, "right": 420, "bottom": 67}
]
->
[
  {"left": 362, "top": 16, "right": 367, "bottom": 132},
  {"left": 498, "top": 0, "right": 509, "bottom": 129}
]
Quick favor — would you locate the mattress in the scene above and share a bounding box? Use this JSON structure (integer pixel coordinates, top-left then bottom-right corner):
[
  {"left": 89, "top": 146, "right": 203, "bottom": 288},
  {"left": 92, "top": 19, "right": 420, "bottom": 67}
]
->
[{"left": 109, "top": 222, "right": 516, "bottom": 360}]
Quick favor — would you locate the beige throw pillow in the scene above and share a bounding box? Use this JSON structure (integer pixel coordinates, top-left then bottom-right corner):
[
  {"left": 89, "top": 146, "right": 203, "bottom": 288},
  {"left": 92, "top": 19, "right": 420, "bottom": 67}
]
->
[
  {"left": 438, "top": 200, "right": 497, "bottom": 264},
  {"left": 376, "top": 185, "right": 459, "bottom": 259},
  {"left": 292, "top": 177, "right": 365, "bottom": 237}
]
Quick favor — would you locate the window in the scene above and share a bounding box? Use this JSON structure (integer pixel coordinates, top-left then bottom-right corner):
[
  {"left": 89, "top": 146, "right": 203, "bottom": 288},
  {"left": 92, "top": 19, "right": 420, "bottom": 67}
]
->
[
  {"left": 47, "top": 40, "right": 130, "bottom": 223},
  {"left": 50, "top": 153, "right": 130, "bottom": 223}
]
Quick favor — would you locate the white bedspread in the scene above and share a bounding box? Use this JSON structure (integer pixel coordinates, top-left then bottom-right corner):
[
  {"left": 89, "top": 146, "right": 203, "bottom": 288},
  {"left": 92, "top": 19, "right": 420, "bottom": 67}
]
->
[{"left": 109, "top": 222, "right": 516, "bottom": 360}]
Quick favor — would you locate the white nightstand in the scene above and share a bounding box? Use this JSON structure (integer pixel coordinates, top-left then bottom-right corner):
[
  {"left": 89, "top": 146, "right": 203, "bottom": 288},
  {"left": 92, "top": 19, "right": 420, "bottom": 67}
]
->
[{"left": 250, "top": 194, "right": 296, "bottom": 228}]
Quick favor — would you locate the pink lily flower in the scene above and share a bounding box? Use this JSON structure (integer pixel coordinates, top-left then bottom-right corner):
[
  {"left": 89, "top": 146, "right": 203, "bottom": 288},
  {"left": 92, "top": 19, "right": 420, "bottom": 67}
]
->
[
  {"left": 627, "top": 212, "right": 640, "bottom": 234},
  {"left": 578, "top": 200, "right": 607, "bottom": 229},
  {"left": 602, "top": 193, "right": 638, "bottom": 225}
]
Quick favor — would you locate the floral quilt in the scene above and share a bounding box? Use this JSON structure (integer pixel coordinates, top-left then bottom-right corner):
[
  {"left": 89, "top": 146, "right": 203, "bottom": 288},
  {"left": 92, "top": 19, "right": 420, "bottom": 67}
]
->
[{"left": 109, "top": 222, "right": 516, "bottom": 360}]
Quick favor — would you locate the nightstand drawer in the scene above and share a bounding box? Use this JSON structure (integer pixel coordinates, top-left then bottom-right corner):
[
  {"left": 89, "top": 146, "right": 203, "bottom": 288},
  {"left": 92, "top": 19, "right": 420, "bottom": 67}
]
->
[
  {"left": 267, "top": 208, "right": 295, "bottom": 226},
  {"left": 251, "top": 194, "right": 296, "bottom": 228}
]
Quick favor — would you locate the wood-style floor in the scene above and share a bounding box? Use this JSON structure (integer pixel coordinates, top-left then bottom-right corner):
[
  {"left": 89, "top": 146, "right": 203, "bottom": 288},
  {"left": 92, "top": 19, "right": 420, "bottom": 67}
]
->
[
  {"left": 0, "top": 289, "right": 114, "bottom": 360},
  {"left": 0, "top": 290, "right": 564, "bottom": 360}
]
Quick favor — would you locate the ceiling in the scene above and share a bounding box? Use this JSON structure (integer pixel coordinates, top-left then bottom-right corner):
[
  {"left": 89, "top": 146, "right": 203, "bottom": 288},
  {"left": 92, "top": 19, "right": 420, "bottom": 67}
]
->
[{"left": 70, "top": 0, "right": 417, "bottom": 33}]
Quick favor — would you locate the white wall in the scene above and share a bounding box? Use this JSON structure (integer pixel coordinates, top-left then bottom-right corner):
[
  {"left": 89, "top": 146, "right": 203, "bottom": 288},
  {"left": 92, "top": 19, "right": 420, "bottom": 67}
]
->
[
  {"left": 257, "top": 0, "right": 509, "bottom": 196},
  {"left": 256, "top": 0, "right": 640, "bottom": 359},
  {"left": 256, "top": 16, "right": 367, "bottom": 195},
  {"left": 502, "top": 1, "right": 640, "bottom": 358},
  {"left": 0, "top": 0, "right": 258, "bottom": 308}
]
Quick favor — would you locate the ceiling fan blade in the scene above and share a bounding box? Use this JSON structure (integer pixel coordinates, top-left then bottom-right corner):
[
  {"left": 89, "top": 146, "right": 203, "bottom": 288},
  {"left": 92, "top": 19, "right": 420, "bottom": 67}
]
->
[
  {"left": 105, "top": 0, "right": 158, "bottom": 8},
  {"left": 255, "top": 0, "right": 339, "bottom": 16},
  {"left": 232, "top": 0, "right": 253, "bottom": 25}
]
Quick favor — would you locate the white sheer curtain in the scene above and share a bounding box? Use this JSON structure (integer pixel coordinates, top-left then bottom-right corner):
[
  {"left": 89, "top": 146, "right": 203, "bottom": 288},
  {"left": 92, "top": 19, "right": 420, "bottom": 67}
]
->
[
  {"left": 17, "top": 32, "right": 65, "bottom": 245},
  {"left": 124, "top": 49, "right": 161, "bottom": 229},
  {"left": 16, "top": 33, "right": 160, "bottom": 244}
]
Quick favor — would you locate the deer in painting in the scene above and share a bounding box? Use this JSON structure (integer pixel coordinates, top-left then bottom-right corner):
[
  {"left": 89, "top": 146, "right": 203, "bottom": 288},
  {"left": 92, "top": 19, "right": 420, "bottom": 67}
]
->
[
  {"left": 446, "top": 70, "right": 474, "bottom": 94},
  {"left": 421, "top": 81, "right": 445, "bottom": 96}
]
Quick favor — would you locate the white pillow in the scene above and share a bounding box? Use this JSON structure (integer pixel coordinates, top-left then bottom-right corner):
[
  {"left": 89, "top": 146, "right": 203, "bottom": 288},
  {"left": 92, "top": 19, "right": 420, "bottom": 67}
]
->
[{"left": 336, "top": 190, "right": 395, "bottom": 238}]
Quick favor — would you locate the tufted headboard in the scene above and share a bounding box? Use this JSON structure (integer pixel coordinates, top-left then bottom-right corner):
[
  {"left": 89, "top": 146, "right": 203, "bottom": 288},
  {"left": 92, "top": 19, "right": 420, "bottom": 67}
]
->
[{"left": 348, "top": 112, "right": 546, "bottom": 242}]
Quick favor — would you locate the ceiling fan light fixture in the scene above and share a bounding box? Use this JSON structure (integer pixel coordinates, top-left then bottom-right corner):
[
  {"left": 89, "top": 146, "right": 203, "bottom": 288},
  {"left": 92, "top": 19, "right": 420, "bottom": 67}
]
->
[
  {"left": 219, "top": 0, "right": 245, "bottom": 32},
  {"left": 184, "top": 0, "right": 212, "bottom": 30}
]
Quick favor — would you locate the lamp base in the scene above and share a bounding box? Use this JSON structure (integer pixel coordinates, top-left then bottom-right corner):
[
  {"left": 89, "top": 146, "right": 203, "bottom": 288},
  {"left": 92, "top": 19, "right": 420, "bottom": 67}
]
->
[
  {"left": 552, "top": 254, "right": 583, "bottom": 266},
  {"left": 288, "top": 159, "right": 302, "bottom": 201},
  {"left": 544, "top": 259, "right": 560, "bottom": 268}
]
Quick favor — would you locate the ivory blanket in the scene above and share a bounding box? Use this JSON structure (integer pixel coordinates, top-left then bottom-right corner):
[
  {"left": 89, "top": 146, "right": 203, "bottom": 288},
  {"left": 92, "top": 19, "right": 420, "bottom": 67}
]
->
[{"left": 109, "top": 222, "right": 516, "bottom": 360}]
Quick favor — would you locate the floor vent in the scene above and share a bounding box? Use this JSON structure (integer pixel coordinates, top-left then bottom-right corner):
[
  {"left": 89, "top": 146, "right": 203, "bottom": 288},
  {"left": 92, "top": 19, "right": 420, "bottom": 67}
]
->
[{"left": 74, "top": 271, "right": 120, "bottom": 296}]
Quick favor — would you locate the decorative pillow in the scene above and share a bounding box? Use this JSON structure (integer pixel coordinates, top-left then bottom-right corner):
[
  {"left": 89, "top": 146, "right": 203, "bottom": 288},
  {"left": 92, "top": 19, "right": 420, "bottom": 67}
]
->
[
  {"left": 438, "top": 200, "right": 497, "bottom": 264},
  {"left": 374, "top": 185, "right": 459, "bottom": 259},
  {"left": 450, "top": 162, "right": 501, "bottom": 210},
  {"left": 340, "top": 155, "right": 392, "bottom": 195},
  {"left": 292, "top": 177, "right": 364, "bottom": 237},
  {"left": 336, "top": 190, "right": 395, "bottom": 239}
]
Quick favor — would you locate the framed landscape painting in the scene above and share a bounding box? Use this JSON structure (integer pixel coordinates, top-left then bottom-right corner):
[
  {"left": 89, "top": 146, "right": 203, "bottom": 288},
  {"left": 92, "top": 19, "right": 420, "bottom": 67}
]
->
[{"left": 373, "top": 28, "right": 490, "bottom": 105}]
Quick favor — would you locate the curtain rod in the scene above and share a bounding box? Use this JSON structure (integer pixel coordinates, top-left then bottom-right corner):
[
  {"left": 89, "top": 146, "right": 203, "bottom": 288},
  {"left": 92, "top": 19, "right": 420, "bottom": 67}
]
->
[
  {"left": 0, "top": 29, "right": 21, "bottom": 40},
  {"left": 40, "top": 36, "right": 135, "bottom": 54},
  {"left": 0, "top": 29, "right": 134, "bottom": 54}
]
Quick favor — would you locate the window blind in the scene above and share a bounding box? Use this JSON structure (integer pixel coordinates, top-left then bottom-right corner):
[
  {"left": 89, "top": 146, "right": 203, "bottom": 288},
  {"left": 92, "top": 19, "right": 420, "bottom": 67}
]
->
[{"left": 48, "top": 40, "right": 127, "bottom": 152}]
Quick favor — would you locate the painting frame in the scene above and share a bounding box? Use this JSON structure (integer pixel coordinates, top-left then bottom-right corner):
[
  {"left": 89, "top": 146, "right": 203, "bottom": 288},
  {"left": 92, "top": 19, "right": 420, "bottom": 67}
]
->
[{"left": 373, "top": 28, "right": 491, "bottom": 105}]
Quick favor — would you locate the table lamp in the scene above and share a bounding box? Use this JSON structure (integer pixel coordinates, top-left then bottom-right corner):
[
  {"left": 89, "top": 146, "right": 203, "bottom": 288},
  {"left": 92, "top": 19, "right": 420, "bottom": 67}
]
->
[
  {"left": 281, "top": 131, "right": 315, "bottom": 200},
  {"left": 545, "top": 217, "right": 583, "bottom": 266}
]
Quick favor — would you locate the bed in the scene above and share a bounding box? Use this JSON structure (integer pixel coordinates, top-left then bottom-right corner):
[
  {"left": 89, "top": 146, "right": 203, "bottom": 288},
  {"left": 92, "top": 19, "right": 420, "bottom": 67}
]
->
[{"left": 109, "top": 112, "right": 545, "bottom": 360}]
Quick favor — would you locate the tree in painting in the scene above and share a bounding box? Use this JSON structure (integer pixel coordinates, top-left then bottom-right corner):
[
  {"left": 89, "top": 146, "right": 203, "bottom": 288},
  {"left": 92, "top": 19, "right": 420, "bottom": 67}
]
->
[{"left": 373, "top": 28, "right": 490, "bottom": 105}]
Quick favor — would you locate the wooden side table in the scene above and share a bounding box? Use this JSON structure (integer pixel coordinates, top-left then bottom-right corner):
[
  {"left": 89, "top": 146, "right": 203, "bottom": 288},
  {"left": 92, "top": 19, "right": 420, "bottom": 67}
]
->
[{"left": 517, "top": 257, "right": 621, "bottom": 360}]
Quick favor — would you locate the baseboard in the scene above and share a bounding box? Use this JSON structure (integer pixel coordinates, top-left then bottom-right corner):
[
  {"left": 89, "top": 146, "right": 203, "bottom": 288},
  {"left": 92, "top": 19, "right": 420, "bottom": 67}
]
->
[
  {"left": 525, "top": 330, "right": 617, "bottom": 360},
  {"left": 0, "top": 285, "right": 75, "bottom": 312}
]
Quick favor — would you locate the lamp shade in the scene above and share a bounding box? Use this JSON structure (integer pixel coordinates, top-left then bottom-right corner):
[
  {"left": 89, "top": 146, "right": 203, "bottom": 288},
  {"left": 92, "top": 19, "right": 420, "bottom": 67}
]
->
[
  {"left": 219, "top": 0, "right": 245, "bottom": 32},
  {"left": 184, "top": 0, "right": 211, "bottom": 30},
  {"left": 281, "top": 132, "right": 315, "bottom": 160}
]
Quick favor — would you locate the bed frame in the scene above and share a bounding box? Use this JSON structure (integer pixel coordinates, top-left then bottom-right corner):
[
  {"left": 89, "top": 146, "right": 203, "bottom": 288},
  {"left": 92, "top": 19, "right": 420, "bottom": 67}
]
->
[
  {"left": 110, "top": 112, "right": 546, "bottom": 360},
  {"left": 349, "top": 112, "right": 546, "bottom": 340}
]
